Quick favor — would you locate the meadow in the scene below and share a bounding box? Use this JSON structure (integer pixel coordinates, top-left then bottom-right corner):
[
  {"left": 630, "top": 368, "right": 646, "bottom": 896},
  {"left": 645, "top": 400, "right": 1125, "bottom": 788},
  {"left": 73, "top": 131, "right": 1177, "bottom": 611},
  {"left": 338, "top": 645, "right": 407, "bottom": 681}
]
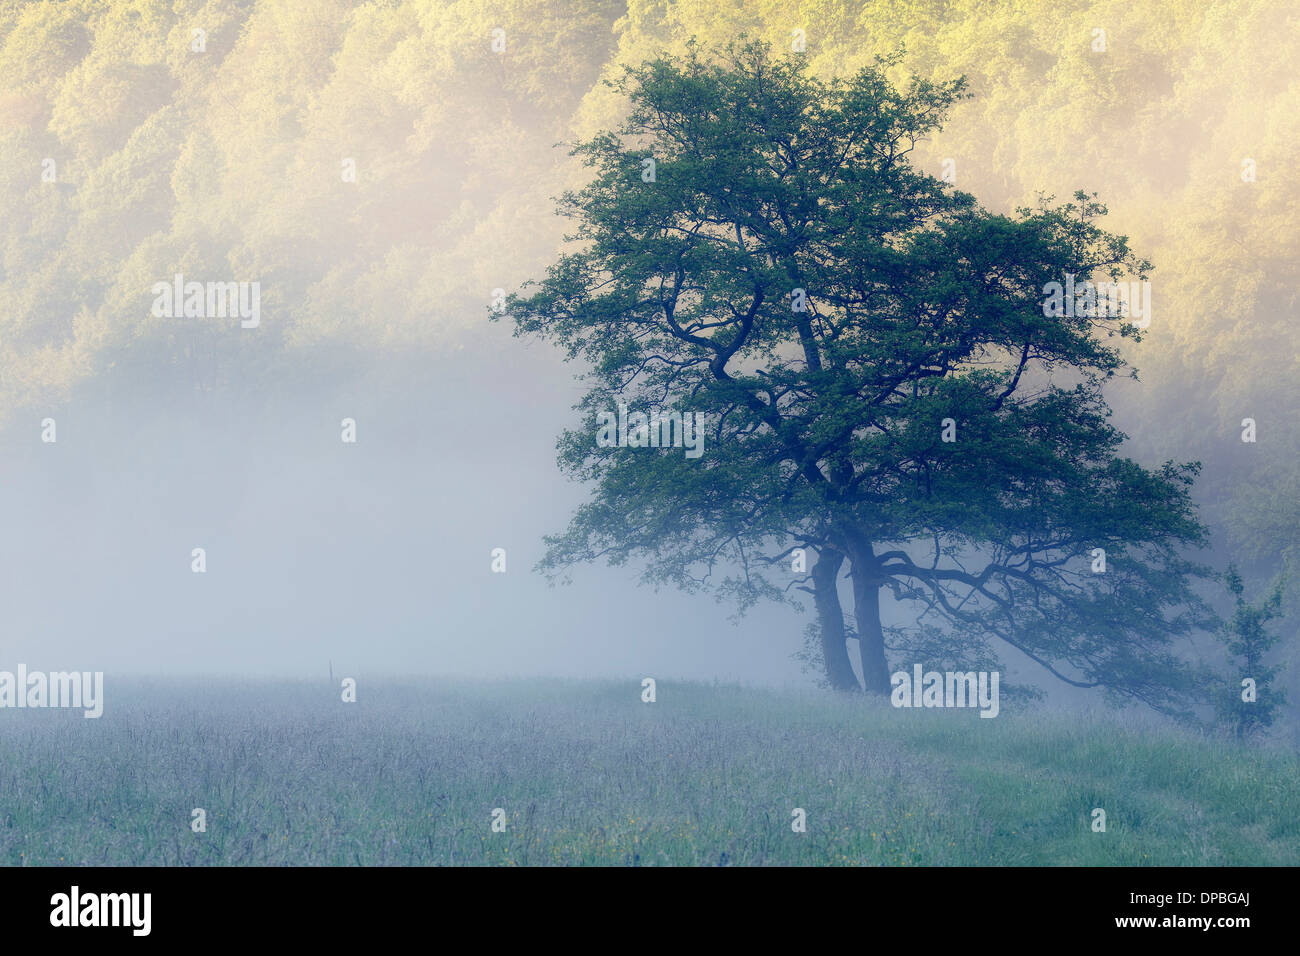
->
[{"left": 1, "top": 679, "right": 1296, "bottom": 866}]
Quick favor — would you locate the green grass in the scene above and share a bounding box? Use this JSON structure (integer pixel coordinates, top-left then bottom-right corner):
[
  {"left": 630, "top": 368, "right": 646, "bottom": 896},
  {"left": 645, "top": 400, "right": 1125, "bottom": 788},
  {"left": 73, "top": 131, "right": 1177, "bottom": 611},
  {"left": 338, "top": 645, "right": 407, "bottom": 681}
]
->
[{"left": 0, "top": 678, "right": 1296, "bottom": 865}]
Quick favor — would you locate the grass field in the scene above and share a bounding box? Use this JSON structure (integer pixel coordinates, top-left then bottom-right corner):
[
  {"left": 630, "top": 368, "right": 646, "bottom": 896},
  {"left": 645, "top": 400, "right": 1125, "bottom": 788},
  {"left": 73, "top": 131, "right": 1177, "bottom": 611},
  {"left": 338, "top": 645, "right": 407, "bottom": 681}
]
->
[{"left": 1, "top": 678, "right": 1296, "bottom": 866}]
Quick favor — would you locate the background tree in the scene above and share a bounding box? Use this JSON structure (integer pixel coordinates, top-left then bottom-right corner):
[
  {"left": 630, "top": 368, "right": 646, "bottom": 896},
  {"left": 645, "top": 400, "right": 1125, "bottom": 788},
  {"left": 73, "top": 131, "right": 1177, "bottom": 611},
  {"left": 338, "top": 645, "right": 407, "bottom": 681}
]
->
[
  {"left": 509, "top": 41, "right": 1213, "bottom": 713},
  {"left": 1215, "top": 565, "right": 1286, "bottom": 738}
]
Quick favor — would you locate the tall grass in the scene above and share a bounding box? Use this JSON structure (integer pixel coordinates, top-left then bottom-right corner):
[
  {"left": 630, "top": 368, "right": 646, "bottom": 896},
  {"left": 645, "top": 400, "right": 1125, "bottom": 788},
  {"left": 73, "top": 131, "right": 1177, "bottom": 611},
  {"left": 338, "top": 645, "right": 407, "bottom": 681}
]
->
[{"left": 1, "top": 679, "right": 1295, "bottom": 866}]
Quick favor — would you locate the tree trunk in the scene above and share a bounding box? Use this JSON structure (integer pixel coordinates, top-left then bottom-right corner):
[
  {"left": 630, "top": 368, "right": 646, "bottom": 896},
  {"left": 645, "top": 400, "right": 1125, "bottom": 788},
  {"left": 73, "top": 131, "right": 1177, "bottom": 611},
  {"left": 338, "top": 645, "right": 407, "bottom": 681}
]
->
[
  {"left": 812, "top": 547, "right": 860, "bottom": 692},
  {"left": 847, "top": 540, "right": 893, "bottom": 695}
]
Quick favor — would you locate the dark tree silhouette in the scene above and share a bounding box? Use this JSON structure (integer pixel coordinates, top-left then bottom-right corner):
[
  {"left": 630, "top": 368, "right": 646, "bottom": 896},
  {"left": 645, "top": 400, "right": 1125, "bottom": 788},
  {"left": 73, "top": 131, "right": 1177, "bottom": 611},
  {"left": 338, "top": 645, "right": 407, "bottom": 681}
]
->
[{"left": 506, "top": 41, "right": 1212, "bottom": 714}]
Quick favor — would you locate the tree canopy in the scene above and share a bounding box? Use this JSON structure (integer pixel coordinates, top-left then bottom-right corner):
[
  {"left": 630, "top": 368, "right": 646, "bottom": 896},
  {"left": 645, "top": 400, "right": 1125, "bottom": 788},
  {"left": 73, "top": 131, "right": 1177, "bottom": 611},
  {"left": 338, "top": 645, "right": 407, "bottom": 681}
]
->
[{"left": 509, "top": 41, "right": 1213, "bottom": 714}]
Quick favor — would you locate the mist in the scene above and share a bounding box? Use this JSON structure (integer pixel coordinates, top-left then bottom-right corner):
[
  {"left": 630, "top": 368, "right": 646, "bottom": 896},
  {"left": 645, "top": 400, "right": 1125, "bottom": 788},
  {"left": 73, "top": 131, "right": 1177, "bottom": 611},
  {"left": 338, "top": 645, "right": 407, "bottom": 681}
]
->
[{"left": 0, "top": 323, "right": 821, "bottom": 684}]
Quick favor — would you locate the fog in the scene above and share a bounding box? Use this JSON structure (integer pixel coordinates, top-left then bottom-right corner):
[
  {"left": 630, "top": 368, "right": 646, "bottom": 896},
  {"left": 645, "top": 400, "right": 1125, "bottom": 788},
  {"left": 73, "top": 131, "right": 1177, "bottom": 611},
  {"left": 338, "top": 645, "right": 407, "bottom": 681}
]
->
[
  {"left": 0, "top": 331, "right": 1106, "bottom": 706},
  {"left": 0, "top": 324, "right": 822, "bottom": 685}
]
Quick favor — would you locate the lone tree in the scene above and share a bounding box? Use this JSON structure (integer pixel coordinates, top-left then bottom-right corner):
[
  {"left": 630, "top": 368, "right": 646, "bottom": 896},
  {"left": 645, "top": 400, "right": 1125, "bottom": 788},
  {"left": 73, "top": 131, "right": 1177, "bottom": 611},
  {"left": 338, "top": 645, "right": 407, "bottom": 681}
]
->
[{"left": 506, "top": 42, "right": 1211, "bottom": 714}]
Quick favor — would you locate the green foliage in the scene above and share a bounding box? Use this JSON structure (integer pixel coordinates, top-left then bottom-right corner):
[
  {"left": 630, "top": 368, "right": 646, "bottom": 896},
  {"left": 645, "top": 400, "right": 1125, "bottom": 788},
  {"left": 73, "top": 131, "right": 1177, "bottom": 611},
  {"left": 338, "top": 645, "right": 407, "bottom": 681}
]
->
[
  {"left": 511, "top": 40, "right": 1213, "bottom": 713},
  {"left": 1214, "top": 564, "right": 1287, "bottom": 738},
  {"left": 0, "top": 0, "right": 625, "bottom": 414}
]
